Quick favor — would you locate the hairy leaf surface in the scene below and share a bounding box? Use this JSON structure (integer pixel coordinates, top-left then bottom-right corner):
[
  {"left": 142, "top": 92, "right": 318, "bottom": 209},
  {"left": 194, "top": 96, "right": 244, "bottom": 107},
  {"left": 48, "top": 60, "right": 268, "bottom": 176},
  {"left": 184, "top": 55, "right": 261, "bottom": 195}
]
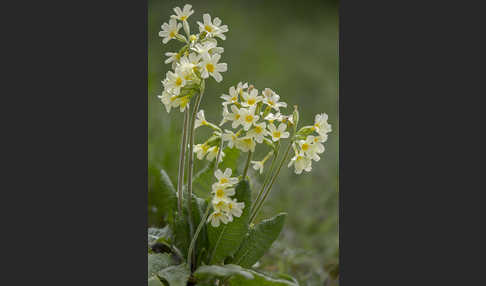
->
[
  {"left": 148, "top": 165, "right": 177, "bottom": 226},
  {"left": 193, "top": 264, "right": 254, "bottom": 281},
  {"left": 148, "top": 276, "right": 164, "bottom": 286},
  {"left": 233, "top": 213, "right": 287, "bottom": 267},
  {"left": 157, "top": 264, "right": 190, "bottom": 286},
  {"left": 228, "top": 269, "right": 298, "bottom": 286},
  {"left": 148, "top": 253, "right": 173, "bottom": 278}
]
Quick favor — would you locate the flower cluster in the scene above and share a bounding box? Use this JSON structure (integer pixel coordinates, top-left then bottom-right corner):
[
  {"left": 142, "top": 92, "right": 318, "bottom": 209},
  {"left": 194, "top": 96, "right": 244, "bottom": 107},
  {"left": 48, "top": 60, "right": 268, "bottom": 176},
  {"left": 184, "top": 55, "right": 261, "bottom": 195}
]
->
[
  {"left": 207, "top": 168, "right": 244, "bottom": 227},
  {"left": 157, "top": 4, "right": 228, "bottom": 113},
  {"left": 288, "top": 113, "right": 332, "bottom": 174}
]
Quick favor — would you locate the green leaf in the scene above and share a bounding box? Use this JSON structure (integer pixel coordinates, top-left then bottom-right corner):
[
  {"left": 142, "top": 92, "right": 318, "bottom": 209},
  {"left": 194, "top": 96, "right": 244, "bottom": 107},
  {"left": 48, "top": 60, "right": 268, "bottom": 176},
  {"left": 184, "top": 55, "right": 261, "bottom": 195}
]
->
[
  {"left": 148, "top": 166, "right": 177, "bottom": 226},
  {"left": 148, "top": 276, "right": 164, "bottom": 286},
  {"left": 173, "top": 211, "right": 191, "bottom": 258},
  {"left": 148, "top": 226, "right": 172, "bottom": 247},
  {"left": 207, "top": 180, "right": 252, "bottom": 264},
  {"left": 193, "top": 147, "right": 240, "bottom": 200},
  {"left": 219, "top": 147, "right": 240, "bottom": 173},
  {"left": 194, "top": 264, "right": 254, "bottom": 281},
  {"left": 233, "top": 213, "right": 287, "bottom": 268},
  {"left": 157, "top": 264, "right": 190, "bottom": 286},
  {"left": 148, "top": 253, "right": 173, "bottom": 278},
  {"left": 228, "top": 269, "right": 298, "bottom": 286}
]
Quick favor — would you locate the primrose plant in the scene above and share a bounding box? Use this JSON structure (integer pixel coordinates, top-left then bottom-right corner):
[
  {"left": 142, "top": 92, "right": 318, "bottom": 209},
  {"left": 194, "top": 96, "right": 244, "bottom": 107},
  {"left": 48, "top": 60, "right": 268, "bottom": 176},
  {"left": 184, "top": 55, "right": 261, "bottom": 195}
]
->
[{"left": 149, "top": 4, "right": 332, "bottom": 286}]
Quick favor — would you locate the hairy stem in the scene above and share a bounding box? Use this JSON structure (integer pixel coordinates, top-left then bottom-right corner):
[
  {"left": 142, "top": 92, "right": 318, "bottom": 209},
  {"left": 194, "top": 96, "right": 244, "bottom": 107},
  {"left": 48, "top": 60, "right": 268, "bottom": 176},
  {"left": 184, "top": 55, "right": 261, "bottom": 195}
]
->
[
  {"left": 177, "top": 109, "right": 190, "bottom": 213},
  {"left": 250, "top": 143, "right": 279, "bottom": 218},
  {"left": 187, "top": 203, "right": 211, "bottom": 270},
  {"left": 249, "top": 142, "right": 292, "bottom": 224},
  {"left": 186, "top": 80, "right": 205, "bottom": 268},
  {"left": 242, "top": 151, "right": 253, "bottom": 179}
]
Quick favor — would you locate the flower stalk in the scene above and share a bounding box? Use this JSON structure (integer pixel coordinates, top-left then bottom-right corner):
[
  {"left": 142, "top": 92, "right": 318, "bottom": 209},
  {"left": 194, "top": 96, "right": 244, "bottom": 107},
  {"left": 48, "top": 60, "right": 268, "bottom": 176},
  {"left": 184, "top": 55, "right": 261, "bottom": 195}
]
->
[
  {"left": 242, "top": 150, "right": 253, "bottom": 179},
  {"left": 177, "top": 109, "right": 190, "bottom": 213},
  {"left": 249, "top": 141, "right": 292, "bottom": 224}
]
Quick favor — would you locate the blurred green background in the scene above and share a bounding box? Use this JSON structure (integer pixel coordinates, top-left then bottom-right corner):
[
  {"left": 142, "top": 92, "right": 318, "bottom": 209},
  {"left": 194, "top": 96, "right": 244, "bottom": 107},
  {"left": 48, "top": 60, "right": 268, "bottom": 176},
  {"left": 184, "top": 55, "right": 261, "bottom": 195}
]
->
[{"left": 148, "top": 0, "right": 339, "bottom": 284}]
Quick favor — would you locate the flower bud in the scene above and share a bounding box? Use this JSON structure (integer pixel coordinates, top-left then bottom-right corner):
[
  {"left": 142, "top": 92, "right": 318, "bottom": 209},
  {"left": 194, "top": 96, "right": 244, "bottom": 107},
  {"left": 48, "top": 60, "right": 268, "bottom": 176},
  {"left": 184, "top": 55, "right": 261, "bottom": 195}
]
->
[
  {"left": 183, "top": 20, "right": 190, "bottom": 37},
  {"left": 175, "top": 33, "right": 187, "bottom": 43},
  {"left": 297, "top": 126, "right": 315, "bottom": 136},
  {"left": 292, "top": 105, "right": 299, "bottom": 128}
]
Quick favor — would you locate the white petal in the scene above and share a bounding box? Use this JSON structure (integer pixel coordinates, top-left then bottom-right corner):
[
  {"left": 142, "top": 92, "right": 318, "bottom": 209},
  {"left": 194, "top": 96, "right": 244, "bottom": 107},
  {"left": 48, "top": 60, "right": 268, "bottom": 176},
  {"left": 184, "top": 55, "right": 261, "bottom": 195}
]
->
[
  {"left": 212, "top": 72, "right": 223, "bottom": 82},
  {"left": 203, "top": 13, "right": 211, "bottom": 24}
]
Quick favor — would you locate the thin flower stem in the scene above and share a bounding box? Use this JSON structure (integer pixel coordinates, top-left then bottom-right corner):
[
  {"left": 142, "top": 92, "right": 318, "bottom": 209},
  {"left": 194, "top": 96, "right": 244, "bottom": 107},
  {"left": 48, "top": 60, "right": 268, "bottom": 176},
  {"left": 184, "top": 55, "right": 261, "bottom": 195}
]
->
[
  {"left": 242, "top": 151, "right": 253, "bottom": 179},
  {"left": 186, "top": 80, "right": 205, "bottom": 268},
  {"left": 214, "top": 137, "right": 223, "bottom": 173},
  {"left": 250, "top": 143, "right": 280, "bottom": 218},
  {"left": 177, "top": 109, "right": 190, "bottom": 213},
  {"left": 187, "top": 203, "right": 211, "bottom": 270},
  {"left": 249, "top": 142, "right": 293, "bottom": 224}
]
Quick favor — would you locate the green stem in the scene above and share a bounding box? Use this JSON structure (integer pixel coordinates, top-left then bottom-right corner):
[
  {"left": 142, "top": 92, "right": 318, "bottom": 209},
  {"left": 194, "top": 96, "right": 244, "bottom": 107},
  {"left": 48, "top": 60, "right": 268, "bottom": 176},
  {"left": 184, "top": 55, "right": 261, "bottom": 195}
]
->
[
  {"left": 177, "top": 109, "right": 190, "bottom": 213},
  {"left": 242, "top": 151, "right": 253, "bottom": 179},
  {"left": 186, "top": 80, "right": 205, "bottom": 269},
  {"left": 187, "top": 204, "right": 211, "bottom": 270},
  {"left": 249, "top": 142, "right": 293, "bottom": 224},
  {"left": 250, "top": 144, "right": 279, "bottom": 218}
]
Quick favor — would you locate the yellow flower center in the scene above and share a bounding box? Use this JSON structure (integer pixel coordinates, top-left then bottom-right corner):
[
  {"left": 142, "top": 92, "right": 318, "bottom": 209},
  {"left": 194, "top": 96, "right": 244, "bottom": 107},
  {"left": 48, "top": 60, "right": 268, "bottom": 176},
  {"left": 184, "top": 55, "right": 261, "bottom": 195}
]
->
[
  {"left": 231, "top": 96, "right": 237, "bottom": 102},
  {"left": 220, "top": 178, "right": 228, "bottom": 184},
  {"left": 228, "top": 203, "right": 233, "bottom": 210},
  {"left": 255, "top": 126, "right": 262, "bottom": 133},
  {"left": 302, "top": 143, "right": 309, "bottom": 151},
  {"left": 180, "top": 97, "right": 189, "bottom": 108},
  {"left": 245, "top": 115, "right": 254, "bottom": 123},
  {"left": 170, "top": 96, "right": 177, "bottom": 102},
  {"left": 268, "top": 100, "right": 274, "bottom": 106},
  {"left": 206, "top": 63, "right": 215, "bottom": 73},
  {"left": 273, "top": 131, "right": 281, "bottom": 138},
  {"left": 202, "top": 120, "right": 208, "bottom": 126},
  {"left": 247, "top": 99, "right": 256, "bottom": 105},
  {"left": 243, "top": 138, "right": 252, "bottom": 144},
  {"left": 169, "top": 31, "right": 176, "bottom": 38},
  {"left": 314, "top": 137, "right": 319, "bottom": 143},
  {"left": 205, "top": 25, "right": 213, "bottom": 32},
  {"left": 215, "top": 201, "right": 225, "bottom": 208},
  {"left": 214, "top": 212, "right": 222, "bottom": 218},
  {"left": 202, "top": 144, "right": 210, "bottom": 152},
  {"left": 175, "top": 78, "right": 183, "bottom": 86},
  {"left": 180, "top": 16, "right": 187, "bottom": 21},
  {"left": 235, "top": 114, "right": 240, "bottom": 120},
  {"left": 216, "top": 189, "right": 224, "bottom": 198}
]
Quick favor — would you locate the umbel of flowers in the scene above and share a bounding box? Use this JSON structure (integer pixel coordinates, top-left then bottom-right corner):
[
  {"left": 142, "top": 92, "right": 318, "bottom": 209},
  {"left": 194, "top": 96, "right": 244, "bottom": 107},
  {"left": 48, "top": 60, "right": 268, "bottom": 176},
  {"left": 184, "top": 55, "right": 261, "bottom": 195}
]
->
[{"left": 193, "top": 82, "right": 332, "bottom": 225}]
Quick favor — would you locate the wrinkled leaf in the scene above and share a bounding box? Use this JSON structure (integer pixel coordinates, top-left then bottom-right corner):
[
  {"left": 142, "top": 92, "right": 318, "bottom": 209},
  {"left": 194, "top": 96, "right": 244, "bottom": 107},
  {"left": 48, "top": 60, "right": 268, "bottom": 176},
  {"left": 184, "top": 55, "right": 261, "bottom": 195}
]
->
[
  {"left": 148, "top": 226, "right": 172, "bottom": 247},
  {"left": 228, "top": 269, "right": 298, "bottom": 286},
  {"left": 148, "top": 275, "right": 164, "bottom": 286},
  {"left": 194, "top": 264, "right": 254, "bottom": 281},
  {"left": 233, "top": 213, "right": 287, "bottom": 267},
  {"left": 148, "top": 166, "right": 177, "bottom": 226},
  {"left": 148, "top": 253, "right": 173, "bottom": 278},
  {"left": 208, "top": 180, "right": 252, "bottom": 264},
  {"left": 173, "top": 211, "right": 191, "bottom": 258},
  {"left": 158, "top": 264, "right": 190, "bottom": 286}
]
